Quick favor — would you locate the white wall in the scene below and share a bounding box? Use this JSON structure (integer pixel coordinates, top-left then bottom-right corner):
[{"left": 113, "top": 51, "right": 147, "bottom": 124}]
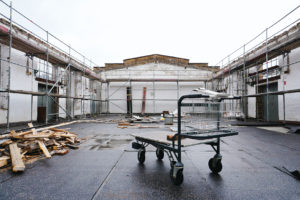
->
[
  {"left": 278, "top": 47, "right": 300, "bottom": 121},
  {"left": 58, "top": 84, "right": 67, "bottom": 119},
  {"left": 0, "top": 44, "right": 101, "bottom": 124},
  {"left": 104, "top": 63, "right": 212, "bottom": 81},
  {"left": 222, "top": 46, "right": 300, "bottom": 122},
  {"left": 0, "top": 46, "right": 38, "bottom": 124},
  {"left": 58, "top": 72, "right": 98, "bottom": 119},
  {"left": 73, "top": 71, "right": 82, "bottom": 116},
  {"left": 103, "top": 63, "right": 211, "bottom": 113},
  {"left": 247, "top": 84, "right": 256, "bottom": 118}
]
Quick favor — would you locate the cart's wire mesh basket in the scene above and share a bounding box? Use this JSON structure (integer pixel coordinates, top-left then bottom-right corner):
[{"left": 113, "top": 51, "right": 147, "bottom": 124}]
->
[{"left": 179, "top": 98, "right": 241, "bottom": 132}]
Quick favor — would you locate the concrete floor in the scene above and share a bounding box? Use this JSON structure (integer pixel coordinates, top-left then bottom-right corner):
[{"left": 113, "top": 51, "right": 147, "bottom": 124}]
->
[{"left": 0, "top": 116, "right": 299, "bottom": 200}]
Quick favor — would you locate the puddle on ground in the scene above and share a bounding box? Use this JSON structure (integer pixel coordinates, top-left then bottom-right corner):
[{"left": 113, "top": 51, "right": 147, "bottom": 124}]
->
[
  {"left": 257, "top": 126, "right": 290, "bottom": 134},
  {"left": 88, "top": 134, "right": 133, "bottom": 150}
]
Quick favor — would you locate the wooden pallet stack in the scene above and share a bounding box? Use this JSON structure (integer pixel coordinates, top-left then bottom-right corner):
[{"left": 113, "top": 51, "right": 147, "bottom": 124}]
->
[{"left": 0, "top": 123, "right": 80, "bottom": 173}]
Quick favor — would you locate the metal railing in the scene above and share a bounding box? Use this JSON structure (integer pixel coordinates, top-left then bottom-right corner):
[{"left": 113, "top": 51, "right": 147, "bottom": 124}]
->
[
  {"left": 0, "top": 0, "right": 102, "bottom": 130},
  {"left": 212, "top": 5, "right": 300, "bottom": 122}
]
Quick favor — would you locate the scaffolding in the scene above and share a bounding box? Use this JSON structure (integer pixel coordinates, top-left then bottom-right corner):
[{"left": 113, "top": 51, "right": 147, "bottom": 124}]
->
[
  {"left": 0, "top": 0, "right": 105, "bottom": 131},
  {"left": 1, "top": 1, "right": 300, "bottom": 132},
  {"left": 211, "top": 5, "right": 300, "bottom": 123},
  {"left": 101, "top": 61, "right": 215, "bottom": 114}
]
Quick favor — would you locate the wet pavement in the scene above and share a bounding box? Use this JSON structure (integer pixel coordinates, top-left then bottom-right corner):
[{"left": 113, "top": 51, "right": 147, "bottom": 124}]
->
[{"left": 0, "top": 117, "right": 299, "bottom": 200}]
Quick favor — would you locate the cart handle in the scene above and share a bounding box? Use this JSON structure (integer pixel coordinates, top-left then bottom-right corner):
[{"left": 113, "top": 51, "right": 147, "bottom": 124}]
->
[
  {"left": 177, "top": 94, "right": 241, "bottom": 162},
  {"left": 177, "top": 94, "right": 209, "bottom": 162}
]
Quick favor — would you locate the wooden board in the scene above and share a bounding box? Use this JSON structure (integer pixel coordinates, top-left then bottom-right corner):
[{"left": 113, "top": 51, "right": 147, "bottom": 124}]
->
[
  {"left": 131, "top": 132, "right": 216, "bottom": 147},
  {"left": 0, "top": 120, "right": 78, "bottom": 140},
  {"left": 37, "top": 141, "right": 51, "bottom": 158},
  {"left": 24, "top": 133, "right": 53, "bottom": 139},
  {"left": 9, "top": 143, "right": 25, "bottom": 172},
  {"left": 28, "top": 122, "right": 37, "bottom": 135},
  {"left": 0, "top": 139, "right": 12, "bottom": 146},
  {"left": 10, "top": 130, "right": 22, "bottom": 139},
  {"left": 53, "top": 132, "right": 77, "bottom": 138}
]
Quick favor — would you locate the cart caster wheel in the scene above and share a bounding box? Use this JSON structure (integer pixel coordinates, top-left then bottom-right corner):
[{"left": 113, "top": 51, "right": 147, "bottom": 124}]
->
[
  {"left": 138, "top": 149, "right": 145, "bottom": 164},
  {"left": 156, "top": 148, "right": 164, "bottom": 160},
  {"left": 170, "top": 168, "right": 184, "bottom": 185},
  {"left": 208, "top": 158, "right": 222, "bottom": 174}
]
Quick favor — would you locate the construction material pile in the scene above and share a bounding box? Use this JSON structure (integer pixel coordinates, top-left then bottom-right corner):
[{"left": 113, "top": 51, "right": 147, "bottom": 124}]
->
[
  {"left": 0, "top": 123, "right": 80, "bottom": 173},
  {"left": 117, "top": 120, "right": 159, "bottom": 129}
]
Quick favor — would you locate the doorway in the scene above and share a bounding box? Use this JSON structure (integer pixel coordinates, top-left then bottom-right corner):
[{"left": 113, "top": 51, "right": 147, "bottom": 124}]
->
[
  {"left": 257, "top": 82, "right": 279, "bottom": 121},
  {"left": 37, "top": 84, "right": 58, "bottom": 122}
]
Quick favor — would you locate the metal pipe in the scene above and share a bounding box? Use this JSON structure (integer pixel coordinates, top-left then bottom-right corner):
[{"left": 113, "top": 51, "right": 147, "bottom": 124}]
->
[
  {"left": 47, "top": 95, "right": 72, "bottom": 119},
  {"left": 6, "top": 1, "right": 12, "bottom": 129},
  {"left": 68, "top": 46, "right": 72, "bottom": 120},
  {"left": 283, "top": 93, "right": 286, "bottom": 125},
  {"left": 0, "top": 17, "right": 101, "bottom": 81},
  {"left": 214, "top": 5, "right": 300, "bottom": 66},
  {"left": 107, "top": 82, "right": 109, "bottom": 114},
  {"left": 153, "top": 63, "right": 156, "bottom": 113},
  {"left": 81, "top": 56, "right": 84, "bottom": 119},
  {"left": 177, "top": 94, "right": 209, "bottom": 162},
  {"left": 244, "top": 88, "right": 300, "bottom": 97},
  {"left": 177, "top": 80, "right": 179, "bottom": 100},
  {"left": 0, "top": 0, "right": 99, "bottom": 69},
  {"left": 228, "top": 55, "right": 232, "bottom": 113},
  {"left": 265, "top": 28, "right": 269, "bottom": 122},
  {"left": 212, "top": 20, "right": 300, "bottom": 81},
  {"left": 217, "top": 138, "right": 220, "bottom": 155},
  {"left": 217, "top": 100, "right": 221, "bottom": 130},
  {"left": 30, "top": 93, "right": 33, "bottom": 122},
  {"left": 47, "top": 63, "right": 71, "bottom": 95},
  {"left": 45, "top": 31, "right": 49, "bottom": 125},
  {"left": 83, "top": 60, "right": 86, "bottom": 117},
  {"left": 243, "top": 44, "right": 247, "bottom": 121},
  {"left": 73, "top": 94, "right": 75, "bottom": 117},
  {"left": 30, "top": 56, "right": 34, "bottom": 122},
  {"left": 0, "top": 46, "right": 2, "bottom": 87}
]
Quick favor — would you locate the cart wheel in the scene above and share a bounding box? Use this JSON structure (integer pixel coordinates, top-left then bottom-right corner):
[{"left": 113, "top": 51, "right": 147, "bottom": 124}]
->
[
  {"left": 156, "top": 148, "right": 164, "bottom": 160},
  {"left": 208, "top": 158, "right": 222, "bottom": 174},
  {"left": 170, "top": 168, "right": 184, "bottom": 185},
  {"left": 138, "top": 149, "right": 145, "bottom": 164}
]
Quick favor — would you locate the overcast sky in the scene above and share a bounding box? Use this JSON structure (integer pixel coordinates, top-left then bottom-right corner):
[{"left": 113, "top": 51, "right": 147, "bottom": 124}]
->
[{"left": 3, "top": 0, "right": 300, "bottom": 67}]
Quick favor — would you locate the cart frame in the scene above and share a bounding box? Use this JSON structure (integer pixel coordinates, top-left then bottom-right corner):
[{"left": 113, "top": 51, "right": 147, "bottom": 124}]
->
[{"left": 132, "top": 94, "right": 240, "bottom": 185}]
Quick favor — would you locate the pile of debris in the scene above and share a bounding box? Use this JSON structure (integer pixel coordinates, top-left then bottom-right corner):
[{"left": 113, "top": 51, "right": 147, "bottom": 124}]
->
[
  {"left": 0, "top": 123, "right": 80, "bottom": 173},
  {"left": 117, "top": 120, "right": 159, "bottom": 129},
  {"left": 128, "top": 115, "right": 160, "bottom": 123}
]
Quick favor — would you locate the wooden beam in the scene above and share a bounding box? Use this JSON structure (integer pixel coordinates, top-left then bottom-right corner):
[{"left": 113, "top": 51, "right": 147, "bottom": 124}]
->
[
  {"left": 37, "top": 141, "right": 51, "bottom": 158},
  {"left": 0, "top": 134, "right": 11, "bottom": 139},
  {"left": 10, "top": 130, "right": 22, "bottom": 139},
  {"left": 23, "top": 132, "right": 54, "bottom": 139},
  {"left": 49, "top": 128, "right": 69, "bottom": 133},
  {"left": 28, "top": 122, "right": 37, "bottom": 135},
  {"left": 9, "top": 143, "right": 25, "bottom": 172},
  {"left": 54, "top": 132, "right": 77, "bottom": 138},
  {"left": 0, "top": 139, "right": 12, "bottom": 146}
]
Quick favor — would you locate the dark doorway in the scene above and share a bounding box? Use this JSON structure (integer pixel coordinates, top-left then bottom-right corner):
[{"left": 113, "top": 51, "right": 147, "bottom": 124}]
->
[
  {"left": 257, "top": 82, "right": 279, "bottom": 121},
  {"left": 37, "top": 84, "right": 58, "bottom": 122}
]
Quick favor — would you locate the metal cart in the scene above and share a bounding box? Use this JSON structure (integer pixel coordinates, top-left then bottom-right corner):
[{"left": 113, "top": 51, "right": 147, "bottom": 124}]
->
[{"left": 131, "top": 94, "right": 240, "bottom": 185}]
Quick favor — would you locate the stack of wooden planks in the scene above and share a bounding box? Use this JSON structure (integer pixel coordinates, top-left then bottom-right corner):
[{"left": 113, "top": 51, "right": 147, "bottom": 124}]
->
[
  {"left": 117, "top": 121, "right": 159, "bottom": 129},
  {"left": 0, "top": 123, "right": 80, "bottom": 173}
]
